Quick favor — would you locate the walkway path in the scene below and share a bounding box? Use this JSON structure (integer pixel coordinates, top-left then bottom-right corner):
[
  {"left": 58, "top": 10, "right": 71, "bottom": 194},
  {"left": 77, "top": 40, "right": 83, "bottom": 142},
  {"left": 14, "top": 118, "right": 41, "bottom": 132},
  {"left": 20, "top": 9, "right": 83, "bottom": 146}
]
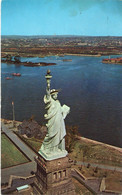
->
[
  {"left": 1, "top": 122, "right": 37, "bottom": 183},
  {"left": 76, "top": 161, "right": 122, "bottom": 172}
]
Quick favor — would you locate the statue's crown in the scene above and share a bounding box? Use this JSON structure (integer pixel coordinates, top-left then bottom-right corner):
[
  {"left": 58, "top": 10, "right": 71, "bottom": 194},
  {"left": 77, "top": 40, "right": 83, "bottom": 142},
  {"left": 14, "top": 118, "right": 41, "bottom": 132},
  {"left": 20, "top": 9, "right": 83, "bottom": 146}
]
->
[{"left": 50, "top": 89, "right": 59, "bottom": 94}]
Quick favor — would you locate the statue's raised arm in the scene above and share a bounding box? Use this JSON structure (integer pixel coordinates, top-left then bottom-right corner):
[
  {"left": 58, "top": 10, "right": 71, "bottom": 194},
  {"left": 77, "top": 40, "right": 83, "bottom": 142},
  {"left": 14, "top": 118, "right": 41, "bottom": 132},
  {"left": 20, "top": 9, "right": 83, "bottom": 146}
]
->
[{"left": 45, "top": 70, "right": 52, "bottom": 99}]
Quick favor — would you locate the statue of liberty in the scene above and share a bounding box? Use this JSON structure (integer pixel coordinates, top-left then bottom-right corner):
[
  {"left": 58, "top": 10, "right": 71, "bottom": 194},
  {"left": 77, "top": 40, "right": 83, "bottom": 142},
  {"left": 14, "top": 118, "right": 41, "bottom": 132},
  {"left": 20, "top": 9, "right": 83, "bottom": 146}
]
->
[{"left": 39, "top": 70, "right": 70, "bottom": 160}]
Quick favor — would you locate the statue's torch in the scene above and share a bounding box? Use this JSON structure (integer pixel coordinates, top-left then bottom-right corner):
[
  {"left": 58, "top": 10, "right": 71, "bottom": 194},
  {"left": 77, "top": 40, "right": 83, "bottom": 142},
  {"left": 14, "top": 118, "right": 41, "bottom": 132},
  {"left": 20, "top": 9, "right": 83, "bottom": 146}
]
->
[{"left": 45, "top": 70, "right": 52, "bottom": 89}]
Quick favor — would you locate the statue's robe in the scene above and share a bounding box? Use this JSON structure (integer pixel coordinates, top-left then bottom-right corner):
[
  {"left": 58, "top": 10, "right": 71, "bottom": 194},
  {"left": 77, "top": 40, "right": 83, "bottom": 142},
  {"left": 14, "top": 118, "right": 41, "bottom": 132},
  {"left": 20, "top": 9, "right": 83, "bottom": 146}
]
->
[{"left": 41, "top": 95, "right": 70, "bottom": 151}]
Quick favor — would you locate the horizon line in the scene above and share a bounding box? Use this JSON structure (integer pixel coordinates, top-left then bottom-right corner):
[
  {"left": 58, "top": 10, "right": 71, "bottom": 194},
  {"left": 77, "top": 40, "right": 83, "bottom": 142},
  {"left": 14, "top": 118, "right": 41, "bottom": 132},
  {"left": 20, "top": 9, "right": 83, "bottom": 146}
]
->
[{"left": 1, "top": 35, "right": 122, "bottom": 37}]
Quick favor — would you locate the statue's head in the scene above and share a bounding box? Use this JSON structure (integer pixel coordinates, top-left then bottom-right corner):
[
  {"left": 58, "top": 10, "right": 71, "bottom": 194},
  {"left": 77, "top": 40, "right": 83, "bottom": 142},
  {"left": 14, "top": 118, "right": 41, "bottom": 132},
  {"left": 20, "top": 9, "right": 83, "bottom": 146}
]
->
[{"left": 50, "top": 89, "right": 59, "bottom": 100}]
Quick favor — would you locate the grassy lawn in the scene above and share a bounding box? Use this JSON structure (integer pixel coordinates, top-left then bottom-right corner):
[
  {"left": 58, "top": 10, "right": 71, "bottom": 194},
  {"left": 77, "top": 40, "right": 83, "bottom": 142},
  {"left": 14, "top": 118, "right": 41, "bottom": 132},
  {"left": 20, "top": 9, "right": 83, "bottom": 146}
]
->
[
  {"left": 22, "top": 137, "right": 42, "bottom": 152},
  {"left": 69, "top": 138, "right": 122, "bottom": 167},
  {"left": 1, "top": 133, "right": 30, "bottom": 169},
  {"left": 16, "top": 133, "right": 42, "bottom": 152}
]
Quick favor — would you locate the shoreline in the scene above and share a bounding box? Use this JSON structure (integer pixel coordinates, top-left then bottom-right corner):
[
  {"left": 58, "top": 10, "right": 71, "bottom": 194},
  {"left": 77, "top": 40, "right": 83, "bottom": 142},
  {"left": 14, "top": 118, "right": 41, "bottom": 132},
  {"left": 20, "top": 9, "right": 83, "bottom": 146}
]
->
[
  {"left": 78, "top": 136, "right": 122, "bottom": 153},
  {"left": 1, "top": 118, "right": 122, "bottom": 152},
  {"left": 63, "top": 53, "right": 102, "bottom": 57},
  {"left": 1, "top": 52, "right": 122, "bottom": 59}
]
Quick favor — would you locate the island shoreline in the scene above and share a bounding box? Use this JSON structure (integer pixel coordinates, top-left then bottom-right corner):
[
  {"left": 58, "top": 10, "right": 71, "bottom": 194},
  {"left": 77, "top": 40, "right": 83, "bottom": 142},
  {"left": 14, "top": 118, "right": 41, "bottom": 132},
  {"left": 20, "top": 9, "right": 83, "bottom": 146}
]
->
[{"left": 1, "top": 118, "right": 122, "bottom": 153}]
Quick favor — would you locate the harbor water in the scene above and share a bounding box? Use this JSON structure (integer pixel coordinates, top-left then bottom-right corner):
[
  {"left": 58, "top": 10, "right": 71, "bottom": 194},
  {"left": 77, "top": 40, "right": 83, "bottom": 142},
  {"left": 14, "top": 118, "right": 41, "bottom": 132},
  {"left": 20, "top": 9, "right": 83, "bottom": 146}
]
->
[{"left": 1, "top": 55, "right": 122, "bottom": 147}]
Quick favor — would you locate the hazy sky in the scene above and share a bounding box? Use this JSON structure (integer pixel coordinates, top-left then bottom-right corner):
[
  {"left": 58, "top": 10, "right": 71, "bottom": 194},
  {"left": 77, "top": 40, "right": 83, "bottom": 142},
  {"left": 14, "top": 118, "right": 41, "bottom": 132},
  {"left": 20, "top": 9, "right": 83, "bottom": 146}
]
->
[{"left": 1, "top": 0, "right": 122, "bottom": 36}]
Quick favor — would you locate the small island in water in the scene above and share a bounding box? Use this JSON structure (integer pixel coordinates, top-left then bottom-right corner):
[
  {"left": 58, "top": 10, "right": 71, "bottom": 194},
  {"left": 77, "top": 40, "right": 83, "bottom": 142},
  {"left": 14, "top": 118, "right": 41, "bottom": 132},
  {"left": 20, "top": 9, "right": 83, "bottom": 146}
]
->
[
  {"left": 102, "top": 57, "right": 122, "bottom": 65},
  {"left": 1, "top": 54, "right": 56, "bottom": 67}
]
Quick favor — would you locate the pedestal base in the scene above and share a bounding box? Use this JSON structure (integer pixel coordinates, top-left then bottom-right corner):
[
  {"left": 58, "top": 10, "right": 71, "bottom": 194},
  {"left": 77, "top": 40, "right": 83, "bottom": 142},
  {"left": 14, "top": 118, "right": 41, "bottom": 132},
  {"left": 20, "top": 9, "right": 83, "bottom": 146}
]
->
[{"left": 33, "top": 154, "right": 76, "bottom": 195}]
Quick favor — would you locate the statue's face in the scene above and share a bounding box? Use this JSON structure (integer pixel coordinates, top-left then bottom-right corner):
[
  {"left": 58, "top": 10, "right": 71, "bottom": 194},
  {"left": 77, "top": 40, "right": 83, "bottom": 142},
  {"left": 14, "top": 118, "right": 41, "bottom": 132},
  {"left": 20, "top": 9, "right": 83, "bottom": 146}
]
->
[{"left": 52, "top": 93, "right": 58, "bottom": 100}]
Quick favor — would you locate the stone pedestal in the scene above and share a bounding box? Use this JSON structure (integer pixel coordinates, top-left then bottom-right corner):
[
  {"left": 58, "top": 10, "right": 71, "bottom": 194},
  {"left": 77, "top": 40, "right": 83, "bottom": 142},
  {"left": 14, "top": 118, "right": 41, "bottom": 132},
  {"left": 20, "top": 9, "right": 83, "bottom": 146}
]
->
[
  {"left": 33, "top": 154, "right": 76, "bottom": 195},
  {"left": 39, "top": 149, "right": 68, "bottom": 161}
]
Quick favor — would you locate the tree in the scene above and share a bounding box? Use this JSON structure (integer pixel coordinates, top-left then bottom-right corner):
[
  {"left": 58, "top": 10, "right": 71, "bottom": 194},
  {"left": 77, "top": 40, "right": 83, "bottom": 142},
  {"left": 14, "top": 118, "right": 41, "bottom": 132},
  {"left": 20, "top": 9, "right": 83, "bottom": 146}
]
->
[{"left": 65, "top": 125, "right": 79, "bottom": 153}]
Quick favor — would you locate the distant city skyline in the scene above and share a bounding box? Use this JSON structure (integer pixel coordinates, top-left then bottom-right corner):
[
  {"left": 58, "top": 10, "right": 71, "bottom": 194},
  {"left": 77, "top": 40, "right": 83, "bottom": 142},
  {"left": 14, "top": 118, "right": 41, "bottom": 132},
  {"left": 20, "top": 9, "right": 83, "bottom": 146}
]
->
[{"left": 1, "top": 0, "right": 122, "bottom": 36}]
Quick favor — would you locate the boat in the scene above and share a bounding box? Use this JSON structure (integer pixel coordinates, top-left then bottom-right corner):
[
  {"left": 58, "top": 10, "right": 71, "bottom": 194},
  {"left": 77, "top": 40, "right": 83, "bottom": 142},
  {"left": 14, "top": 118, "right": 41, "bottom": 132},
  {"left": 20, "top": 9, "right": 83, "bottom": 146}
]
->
[
  {"left": 6, "top": 77, "right": 12, "bottom": 80},
  {"left": 12, "top": 73, "right": 21, "bottom": 76},
  {"left": 16, "top": 73, "right": 21, "bottom": 76}
]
